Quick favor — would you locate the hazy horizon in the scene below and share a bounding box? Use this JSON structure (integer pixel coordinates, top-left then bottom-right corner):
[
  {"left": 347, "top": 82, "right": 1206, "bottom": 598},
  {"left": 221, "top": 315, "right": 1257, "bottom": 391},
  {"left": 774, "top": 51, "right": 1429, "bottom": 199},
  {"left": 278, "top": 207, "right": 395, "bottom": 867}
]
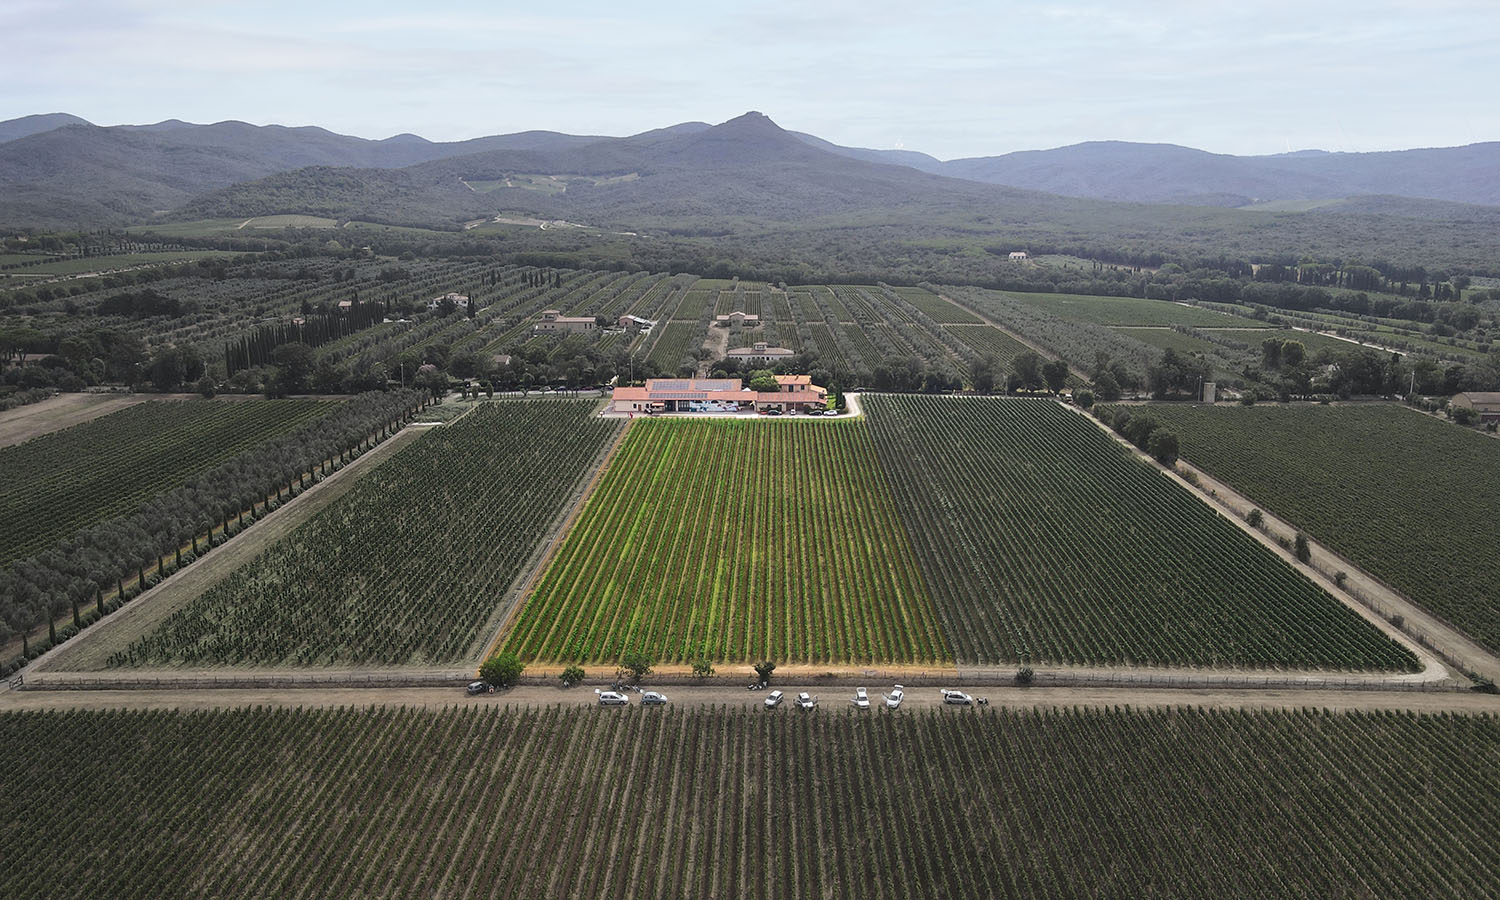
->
[{"left": 2, "top": 1, "right": 1498, "bottom": 159}]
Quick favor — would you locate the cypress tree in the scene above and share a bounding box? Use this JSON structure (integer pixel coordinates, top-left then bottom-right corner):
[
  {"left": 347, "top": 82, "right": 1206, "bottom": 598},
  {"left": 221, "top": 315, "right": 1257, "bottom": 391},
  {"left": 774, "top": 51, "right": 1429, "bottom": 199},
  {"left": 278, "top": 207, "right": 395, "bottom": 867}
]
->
[
  {"left": 21, "top": 633, "right": 28, "bottom": 659},
  {"left": 97, "top": 585, "right": 105, "bottom": 616},
  {"left": 48, "top": 618, "right": 56, "bottom": 647},
  {"left": 72, "top": 596, "right": 81, "bottom": 629},
  {"left": 138, "top": 567, "right": 146, "bottom": 592}
]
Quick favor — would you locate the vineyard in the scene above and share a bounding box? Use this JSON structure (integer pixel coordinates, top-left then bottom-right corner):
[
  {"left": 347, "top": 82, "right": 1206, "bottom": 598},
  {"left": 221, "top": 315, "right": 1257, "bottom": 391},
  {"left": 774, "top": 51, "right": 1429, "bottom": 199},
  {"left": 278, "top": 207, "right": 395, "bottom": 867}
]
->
[
  {"left": 862, "top": 395, "right": 1417, "bottom": 669},
  {"left": 3, "top": 705, "right": 1498, "bottom": 899},
  {"left": 501, "top": 418, "right": 949, "bottom": 664},
  {"left": 0, "top": 398, "right": 336, "bottom": 565},
  {"left": 1139, "top": 404, "right": 1500, "bottom": 654},
  {"left": 108, "top": 400, "right": 621, "bottom": 666}
]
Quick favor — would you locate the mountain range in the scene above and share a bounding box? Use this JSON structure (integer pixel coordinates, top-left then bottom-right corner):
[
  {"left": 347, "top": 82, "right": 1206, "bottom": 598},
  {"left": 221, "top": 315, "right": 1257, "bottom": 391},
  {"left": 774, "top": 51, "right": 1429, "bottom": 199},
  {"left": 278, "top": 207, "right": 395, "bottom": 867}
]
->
[{"left": 2, "top": 111, "right": 1499, "bottom": 272}]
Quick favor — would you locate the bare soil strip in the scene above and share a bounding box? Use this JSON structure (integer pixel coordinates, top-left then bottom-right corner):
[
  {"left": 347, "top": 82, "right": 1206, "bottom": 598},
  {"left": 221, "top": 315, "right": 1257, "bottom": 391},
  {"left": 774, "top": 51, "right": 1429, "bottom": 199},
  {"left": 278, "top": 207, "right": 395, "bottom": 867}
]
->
[
  {"left": 0, "top": 392, "right": 155, "bottom": 447},
  {"left": 31, "top": 426, "right": 426, "bottom": 672}
]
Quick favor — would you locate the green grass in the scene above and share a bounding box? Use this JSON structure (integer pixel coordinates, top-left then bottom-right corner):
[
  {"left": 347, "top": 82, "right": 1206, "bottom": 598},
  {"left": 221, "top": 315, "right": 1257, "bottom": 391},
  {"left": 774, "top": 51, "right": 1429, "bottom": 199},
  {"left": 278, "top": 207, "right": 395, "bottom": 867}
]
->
[
  {"left": 863, "top": 395, "right": 1417, "bottom": 670},
  {"left": 5, "top": 705, "right": 1500, "bottom": 899},
  {"left": 1005, "top": 290, "right": 1265, "bottom": 327},
  {"left": 0, "top": 399, "right": 336, "bottom": 566},
  {"left": 239, "top": 214, "right": 337, "bottom": 228},
  {"left": 1209, "top": 328, "right": 1368, "bottom": 357},
  {"left": 111, "top": 401, "right": 620, "bottom": 667},
  {"left": 14, "top": 250, "right": 239, "bottom": 275},
  {"left": 1139, "top": 404, "right": 1500, "bottom": 655},
  {"left": 501, "top": 418, "right": 949, "bottom": 664}
]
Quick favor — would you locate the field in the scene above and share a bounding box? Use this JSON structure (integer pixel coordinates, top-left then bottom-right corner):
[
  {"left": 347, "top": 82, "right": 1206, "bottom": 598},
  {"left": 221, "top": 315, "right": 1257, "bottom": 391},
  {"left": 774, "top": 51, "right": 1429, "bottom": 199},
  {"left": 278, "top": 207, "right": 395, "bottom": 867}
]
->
[
  {"left": 863, "top": 395, "right": 1416, "bottom": 669},
  {"left": 0, "top": 398, "right": 336, "bottom": 566},
  {"left": 1112, "top": 326, "right": 1224, "bottom": 356},
  {"left": 501, "top": 419, "right": 949, "bottom": 664},
  {"left": 3, "top": 704, "right": 1498, "bottom": 899},
  {"left": 945, "top": 324, "right": 1035, "bottom": 367},
  {"left": 238, "top": 214, "right": 337, "bottom": 228},
  {"left": 891, "top": 286, "right": 982, "bottom": 323},
  {"left": 644, "top": 321, "right": 699, "bottom": 371},
  {"left": 1004, "top": 290, "right": 1266, "bottom": 327},
  {"left": 1139, "top": 404, "right": 1500, "bottom": 654},
  {"left": 109, "top": 401, "right": 620, "bottom": 667},
  {"left": 7, "top": 250, "right": 238, "bottom": 276}
]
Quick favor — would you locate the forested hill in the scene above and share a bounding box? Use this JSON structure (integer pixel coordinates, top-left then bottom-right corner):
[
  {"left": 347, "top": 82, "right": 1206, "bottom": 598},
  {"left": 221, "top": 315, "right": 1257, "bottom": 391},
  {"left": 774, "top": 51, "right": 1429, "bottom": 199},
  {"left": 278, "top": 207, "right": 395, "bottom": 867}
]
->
[{"left": 926, "top": 140, "right": 1500, "bottom": 207}]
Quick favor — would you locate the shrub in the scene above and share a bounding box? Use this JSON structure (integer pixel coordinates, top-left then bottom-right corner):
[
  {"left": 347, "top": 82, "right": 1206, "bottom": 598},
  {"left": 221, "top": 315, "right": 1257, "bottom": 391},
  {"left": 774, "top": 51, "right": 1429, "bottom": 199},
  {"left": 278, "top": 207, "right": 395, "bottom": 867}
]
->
[
  {"left": 620, "top": 651, "right": 655, "bottom": 683},
  {"left": 753, "top": 660, "right": 777, "bottom": 684},
  {"left": 1294, "top": 533, "right": 1311, "bottom": 563},
  {"left": 1246, "top": 509, "right": 1264, "bottom": 528},
  {"left": 479, "top": 653, "right": 525, "bottom": 687},
  {"left": 1334, "top": 571, "right": 1348, "bottom": 588},
  {"left": 559, "top": 665, "right": 585, "bottom": 687},
  {"left": 691, "top": 659, "right": 715, "bottom": 678},
  {"left": 1015, "top": 666, "right": 1035, "bottom": 685}
]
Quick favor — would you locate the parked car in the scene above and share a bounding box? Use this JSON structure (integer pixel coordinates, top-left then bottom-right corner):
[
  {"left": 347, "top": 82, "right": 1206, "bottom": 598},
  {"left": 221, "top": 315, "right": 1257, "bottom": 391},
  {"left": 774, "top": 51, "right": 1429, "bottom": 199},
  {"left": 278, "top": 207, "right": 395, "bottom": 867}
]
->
[
  {"left": 466, "top": 681, "right": 493, "bottom": 696},
  {"left": 940, "top": 689, "right": 973, "bottom": 706},
  {"left": 764, "top": 690, "right": 785, "bottom": 708},
  {"left": 795, "top": 692, "right": 819, "bottom": 709},
  {"left": 851, "top": 687, "right": 870, "bottom": 709},
  {"left": 883, "top": 685, "right": 904, "bottom": 709},
  {"left": 595, "top": 689, "right": 629, "bottom": 706},
  {"left": 641, "top": 691, "right": 669, "bottom": 706}
]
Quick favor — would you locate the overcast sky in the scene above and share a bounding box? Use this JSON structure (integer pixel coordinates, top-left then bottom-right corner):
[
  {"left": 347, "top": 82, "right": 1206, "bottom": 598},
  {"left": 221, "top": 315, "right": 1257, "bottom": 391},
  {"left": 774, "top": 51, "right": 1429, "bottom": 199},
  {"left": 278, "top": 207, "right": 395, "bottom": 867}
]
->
[{"left": 4, "top": 0, "right": 1497, "bottom": 159}]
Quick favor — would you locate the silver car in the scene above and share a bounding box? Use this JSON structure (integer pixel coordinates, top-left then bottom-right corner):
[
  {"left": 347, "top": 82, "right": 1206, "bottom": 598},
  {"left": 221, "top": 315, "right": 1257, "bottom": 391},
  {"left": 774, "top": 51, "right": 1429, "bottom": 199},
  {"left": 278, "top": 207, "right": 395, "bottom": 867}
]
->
[
  {"left": 851, "top": 687, "right": 870, "bottom": 709},
  {"left": 595, "top": 689, "right": 629, "bottom": 706},
  {"left": 641, "top": 691, "right": 669, "bottom": 706},
  {"left": 940, "top": 689, "right": 973, "bottom": 706},
  {"left": 883, "top": 685, "right": 904, "bottom": 709},
  {"left": 764, "top": 690, "right": 785, "bottom": 709},
  {"left": 795, "top": 692, "right": 819, "bottom": 710}
]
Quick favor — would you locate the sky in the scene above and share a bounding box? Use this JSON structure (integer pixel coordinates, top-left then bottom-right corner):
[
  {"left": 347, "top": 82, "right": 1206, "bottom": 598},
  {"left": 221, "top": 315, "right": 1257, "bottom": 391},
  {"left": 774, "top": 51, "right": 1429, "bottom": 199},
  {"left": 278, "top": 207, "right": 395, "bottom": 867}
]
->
[{"left": 3, "top": 0, "right": 1498, "bottom": 159}]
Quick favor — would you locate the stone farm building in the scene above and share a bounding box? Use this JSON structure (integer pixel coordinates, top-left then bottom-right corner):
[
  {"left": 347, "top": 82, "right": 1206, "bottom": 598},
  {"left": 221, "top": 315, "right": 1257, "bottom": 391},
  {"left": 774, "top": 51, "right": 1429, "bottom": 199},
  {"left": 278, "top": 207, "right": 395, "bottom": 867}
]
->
[
  {"left": 1009, "top": 251, "right": 1028, "bottom": 260},
  {"left": 613, "top": 376, "right": 827, "bottom": 414},
  {"left": 1451, "top": 391, "right": 1500, "bottom": 422},
  {"left": 427, "top": 292, "right": 470, "bottom": 310},
  {"left": 715, "top": 311, "right": 760, "bottom": 327},
  {"left": 726, "top": 341, "right": 794, "bottom": 365},
  {"left": 534, "top": 309, "right": 599, "bottom": 334}
]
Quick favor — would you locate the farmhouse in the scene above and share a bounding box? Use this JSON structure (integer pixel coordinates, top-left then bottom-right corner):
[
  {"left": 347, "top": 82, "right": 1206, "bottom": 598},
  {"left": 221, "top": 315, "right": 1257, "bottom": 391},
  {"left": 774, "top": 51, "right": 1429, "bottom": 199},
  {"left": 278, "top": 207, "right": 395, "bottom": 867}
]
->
[
  {"left": 617, "top": 314, "right": 656, "bottom": 331},
  {"left": 1451, "top": 391, "right": 1500, "bottom": 422},
  {"left": 534, "top": 309, "right": 599, "bottom": 334},
  {"left": 1009, "top": 251, "right": 1028, "bottom": 260},
  {"left": 612, "top": 376, "right": 827, "bottom": 414},
  {"left": 726, "top": 341, "right": 794, "bottom": 364},
  {"left": 715, "top": 311, "right": 760, "bottom": 327},
  {"left": 426, "top": 292, "right": 470, "bottom": 310}
]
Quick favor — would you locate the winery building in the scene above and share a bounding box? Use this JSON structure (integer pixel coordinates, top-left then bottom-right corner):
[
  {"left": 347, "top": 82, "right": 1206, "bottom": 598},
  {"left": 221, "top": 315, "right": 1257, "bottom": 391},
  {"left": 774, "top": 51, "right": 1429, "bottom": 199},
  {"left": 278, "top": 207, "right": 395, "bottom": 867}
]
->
[
  {"left": 612, "top": 376, "right": 827, "bottom": 414},
  {"left": 1451, "top": 392, "right": 1500, "bottom": 422}
]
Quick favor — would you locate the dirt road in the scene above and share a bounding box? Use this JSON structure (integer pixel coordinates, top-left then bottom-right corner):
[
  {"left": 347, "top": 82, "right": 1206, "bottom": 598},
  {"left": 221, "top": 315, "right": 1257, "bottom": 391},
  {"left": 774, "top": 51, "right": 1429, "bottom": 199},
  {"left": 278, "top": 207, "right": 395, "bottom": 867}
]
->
[{"left": 4, "top": 682, "right": 1495, "bottom": 715}]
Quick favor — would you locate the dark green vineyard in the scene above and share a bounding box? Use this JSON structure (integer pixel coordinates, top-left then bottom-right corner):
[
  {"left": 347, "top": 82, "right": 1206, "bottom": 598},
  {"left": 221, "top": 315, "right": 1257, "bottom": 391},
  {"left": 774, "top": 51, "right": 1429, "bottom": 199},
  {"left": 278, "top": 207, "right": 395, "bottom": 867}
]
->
[
  {"left": 110, "top": 400, "right": 620, "bottom": 666},
  {"left": 2, "top": 705, "right": 1497, "bottom": 899},
  {"left": 1139, "top": 404, "right": 1500, "bottom": 655},
  {"left": 863, "top": 394, "right": 1417, "bottom": 669}
]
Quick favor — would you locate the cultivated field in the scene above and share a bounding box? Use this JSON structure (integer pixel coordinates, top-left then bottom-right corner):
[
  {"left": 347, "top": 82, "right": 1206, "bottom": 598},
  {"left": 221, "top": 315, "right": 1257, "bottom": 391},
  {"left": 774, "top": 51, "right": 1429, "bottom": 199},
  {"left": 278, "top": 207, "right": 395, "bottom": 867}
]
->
[
  {"left": 1004, "top": 290, "right": 1266, "bottom": 327},
  {"left": 108, "top": 400, "right": 620, "bottom": 667},
  {"left": 863, "top": 395, "right": 1417, "bottom": 670},
  {"left": 0, "top": 398, "right": 336, "bottom": 565},
  {"left": 501, "top": 418, "right": 949, "bottom": 664},
  {"left": 3, "top": 705, "right": 1497, "bottom": 899},
  {"left": 1141, "top": 404, "right": 1500, "bottom": 654}
]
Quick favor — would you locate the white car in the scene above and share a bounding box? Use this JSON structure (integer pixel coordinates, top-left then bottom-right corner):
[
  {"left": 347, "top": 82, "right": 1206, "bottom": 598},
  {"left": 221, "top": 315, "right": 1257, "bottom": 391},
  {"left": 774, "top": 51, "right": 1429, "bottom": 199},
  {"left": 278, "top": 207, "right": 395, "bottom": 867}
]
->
[
  {"left": 764, "top": 690, "right": 784, "bottom": 709},
  {"left": 595, "top": 689, "right": 629, "bottom": 706},
  {"left": 795, "top": 692, "right": 818, "bottom": 710},
  {"left": 940, "top": 689, "right": 973, "bottom": 706},
  {"left": 851, "top": 687, "right": 870, "bottom": 709},
  {"left": 641, "top": 691, "right": 669, "bottom": 706},
  {"left": 883, "top": 685, "right": 905, "bottom": 709}
]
